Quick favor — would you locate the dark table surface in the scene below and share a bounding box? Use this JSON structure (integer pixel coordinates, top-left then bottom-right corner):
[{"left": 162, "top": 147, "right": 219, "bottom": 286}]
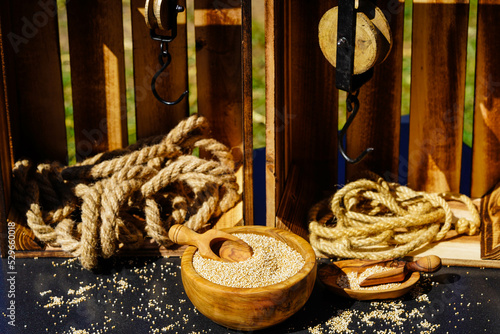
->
[{"left": 1, "top": 256, "right": 499, "bottom": 334}]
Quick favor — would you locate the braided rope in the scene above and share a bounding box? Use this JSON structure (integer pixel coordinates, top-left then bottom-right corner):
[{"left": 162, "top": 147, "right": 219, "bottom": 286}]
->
[
  {"left": 11, "top": 114, "right": 240, "bottom": 269},
  {"left": 308, "top": 175, "right": 481, "bottom": 260}
]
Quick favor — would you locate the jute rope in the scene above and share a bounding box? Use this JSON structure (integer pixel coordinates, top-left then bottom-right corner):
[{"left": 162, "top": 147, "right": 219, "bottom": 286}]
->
[
  {"left": 12, "top": 114, "right": 240, "bottom": 269},
  {"left": 308, "top": 174, "right": 481, "bottom": 260}
]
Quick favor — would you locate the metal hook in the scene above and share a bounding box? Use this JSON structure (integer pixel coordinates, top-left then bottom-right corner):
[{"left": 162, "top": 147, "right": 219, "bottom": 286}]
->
[
  {"left": 148, "top": 1, "right": 187, "bottom": 106},
  {"left": 151, "top": 41, "right": 188, "bottom": 106},
  {"left": 338, "top": 91, "right": 374, "bottom": 164}
]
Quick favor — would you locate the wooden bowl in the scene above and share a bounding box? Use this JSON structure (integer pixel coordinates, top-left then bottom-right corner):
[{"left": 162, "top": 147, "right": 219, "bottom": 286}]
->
[
  {"left": 318, "top": 259, "right": 420, "bottom": 301},
  {"left": 180, "top": 226, "right": 317, "bottom": 331}
]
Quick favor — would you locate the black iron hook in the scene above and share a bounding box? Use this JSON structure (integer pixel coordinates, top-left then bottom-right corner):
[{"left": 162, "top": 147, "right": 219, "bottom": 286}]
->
[
  {"left": 338, "top": 91, "right": 374, "bottom": 164},
  {"left": 151, "top": 41, "right": 188, "bottom": 106},
  {"left": 148, "top": 2, "right": 187, "bottom": 106}
]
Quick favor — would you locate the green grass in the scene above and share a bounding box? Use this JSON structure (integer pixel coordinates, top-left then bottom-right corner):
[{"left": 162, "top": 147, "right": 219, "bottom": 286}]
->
[{"left": 252, "top": 18, "right": 266, "bottom": 149}]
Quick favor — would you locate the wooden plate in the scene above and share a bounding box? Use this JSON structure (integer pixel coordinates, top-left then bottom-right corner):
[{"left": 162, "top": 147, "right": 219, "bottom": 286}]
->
[{"left": 318, "top": 259, "right": 420, "bottom": 301}]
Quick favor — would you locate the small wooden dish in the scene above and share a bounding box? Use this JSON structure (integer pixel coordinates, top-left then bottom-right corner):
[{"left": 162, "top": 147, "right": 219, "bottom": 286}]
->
[
  {"left": 180, "top": 226, "right": 317, "bottom": 331},
  {"left": 318, "top": 259, "right": 420, "bottom": 301}
]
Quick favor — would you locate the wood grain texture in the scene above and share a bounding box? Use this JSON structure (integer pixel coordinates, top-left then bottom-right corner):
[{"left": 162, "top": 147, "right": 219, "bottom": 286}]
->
[
  {"left": 318, "top": 4, "right": 392, "bottom": 75},
  {"left": 194, "top": 0, "right": 243, "bottom": 163},
  {"left": 276, "top": 164, "right": 316, "bottom": 238},
  {"left": 0, "top": 0, "right": 15, "bottom": 257},
  {"left": 241, "top": 0, "right": 254, "bottom": 225},
  {"left": 131, "top": 0, "right": 188, "bottom": 140},
  {"left": 267, "top": 0, "right": 337, "bottom": 236},
  {"left": 180, "top": 226, "right": 317, "bottom": 331},
  {"left": 407, "top": 0, "right": 469, "bottom": 192},
  {"left": 194, "top": 0, "right": 244, "bottom": 228},
  {"left": 67, "top": 0, "right": 128, "bottom": 160},
  {"left": 318, "top": 259, "right": 420, "bottom": 300},
  {"left": 481, "top": 182, "right": 500, "bottom": 259},
  {"left": 4, "top": 0, "right": 67, "bottom": 163},
  {"left": 265, "top": 0, "right": 282, "bottom": 228},
  {"left": 359, "top": 255, "right": 441, "bottom": 287},
  {"left": 167, "top": 224, "right": 252, "bottom": 262},
  {"left": 471, "top": 0, "right": 500, "bottom": 198},
  {"left": 346, "top": 0, "right": 405, "bottom": 182}
]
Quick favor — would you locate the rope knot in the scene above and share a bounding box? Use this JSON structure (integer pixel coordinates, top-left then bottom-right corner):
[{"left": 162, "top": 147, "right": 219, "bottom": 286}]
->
[
  {"left": 12, "top": 114, "right": 241, "bottom": 270},
  {"left": 308, "top": 176, "right": 481, "bottom": 260}
]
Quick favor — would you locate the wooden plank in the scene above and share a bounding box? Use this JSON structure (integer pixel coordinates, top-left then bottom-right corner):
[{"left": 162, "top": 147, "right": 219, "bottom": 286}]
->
[
  {"left": 265, "top": 0, "right": 283, "bottom": 228},
  {"left": 194, "top": 1, "right": 243, "bottom": 163},
  {"left": 404, "top": 199, "right": 500, "bottom": 268},
  {"left": 4, "top": 0, "right": 67, "bottom": 163},
  {"left": 481, "top": 182, "right": 500, "bottom": 259},
  {"left": 270, "top": 0, "right": 337, "bottom": 236},
  {"left": 346, "top": 0, "right": 405, "bottom": 182},
  {"left": 276, "top": 163, "right": 316, "bottom": 238},
  {"left": 408, "top": 0, "right": 469, "bottom": 193},
  {"left": 194, "top": 0, "right": 244, "bottom": 228},
  {"left": 67, "top": 0, "right": 128, "bottom": 160},
  {"left": 471, "top": 0, "right": 500, "bottom": 198},
  {"left": 130, "top": 0, "right": 188, "bottom": 140},
  {"left": 0, "top": 1, "right": 15, "bottom": 257},
  {"left": 241, "top": 0, "right": 254, "bottom": 225}
]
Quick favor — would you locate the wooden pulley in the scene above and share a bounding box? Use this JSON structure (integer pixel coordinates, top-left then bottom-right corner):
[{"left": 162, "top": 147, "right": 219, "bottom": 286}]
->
[
  {"left": 318, "top": 0, "right": 392, "bottom": 75},
  {"left": 145, "top": 0, "right": 183, "bottom": 31}
]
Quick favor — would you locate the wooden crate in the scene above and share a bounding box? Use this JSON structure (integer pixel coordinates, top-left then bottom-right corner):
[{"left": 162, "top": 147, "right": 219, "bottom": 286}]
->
[
  {"left": 0, "top": 0, "right": 253, "bottom": 258},
  {"left": 266, "top": 0, "right": 500, "bottom": 267}
]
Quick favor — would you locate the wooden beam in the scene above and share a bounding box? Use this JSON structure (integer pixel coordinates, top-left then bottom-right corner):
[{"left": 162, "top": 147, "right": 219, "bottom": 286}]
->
[
  {"left": 471, "top": 0, "right": 500, "bottom": 198},
  {"left": 346, "top": 0, "right": 405, "bottom": 182},
  {"left": 130, "top": 0, "right": 188, "bottom": 140},
  {"left": 194, "top": 0, "right": 245, "bottom": 228},
  {"left": 67, "top": 0, "right": 128, "bottom": 160},
  {"left": 408, "top": 0, "right": 469, "bottom": 193},
  {"left": 5, "top": 0, "right": 67, "bottom": 163}
]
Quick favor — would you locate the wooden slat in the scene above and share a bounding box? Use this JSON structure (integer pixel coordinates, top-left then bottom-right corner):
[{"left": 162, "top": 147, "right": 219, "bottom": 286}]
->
[
  {"left": 0, "top": 0, "right": 15, "bottom": 257},
  {"left": 408, "top": 0, "right": 469, "bottom": 193},
  {"left": 481, "top": 182, "right": 500, "bottom": 259},
  {"left": 194, "top": 0, "right": 245, "bottom": 228},
  {"left": 471, "top": 0, "right": 500, "bottom": 198},
  {"left": 67, "top": 0, "right": 128, "bottom": 160},
  {"left": 346, "top": 0, "right": 405, "bottom": 182},
  {"left": 130, "top": 0, "right": 188, "bottom": 140},
  {"left": 4, "top": 0, "right": 67, "bottom": 163},
  {"left": 241, "top": 0, "right": 254, "bottom": 225},
  {"left": 270, "top": 0, "right": 337, "bottom": 237},
  {"left": 194, "top": 1, "right": 243, "bottom": 163},
  {"left": 265, "top": 0, "right": 283, "bottom": 228}
]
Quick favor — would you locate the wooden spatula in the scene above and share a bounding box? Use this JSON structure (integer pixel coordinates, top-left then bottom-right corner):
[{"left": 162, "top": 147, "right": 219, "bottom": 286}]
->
[
  {"left": 359, "top": 255, "right": 442, "bottom": 287},
  {"left": 168, "top": 224, "right": 253, "bottom": 262}
]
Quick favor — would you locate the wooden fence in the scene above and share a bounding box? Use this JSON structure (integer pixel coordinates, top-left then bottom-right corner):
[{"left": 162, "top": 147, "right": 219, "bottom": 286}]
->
[
  {"left": 266, "top": 0, "right": 500, "bottom": 263},
  {"left": 0, "top": 0, "right": 253, "bottom": 257}
]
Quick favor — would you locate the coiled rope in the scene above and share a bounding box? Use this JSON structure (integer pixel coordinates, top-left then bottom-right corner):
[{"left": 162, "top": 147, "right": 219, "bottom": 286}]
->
[
  {"left": 12, "top": 114, "right": 240, "bottom": 269},
  {"left": 308, "top": 175, "right": 481, "bottom": 259}
]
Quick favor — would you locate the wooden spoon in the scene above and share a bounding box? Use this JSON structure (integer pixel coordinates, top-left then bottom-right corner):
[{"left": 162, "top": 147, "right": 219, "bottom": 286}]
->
[
  {"left": 168, "top": 224, "right": 253, "bottom": 262},
  {"left": 359, "top": 255, "right": 442, "bottom": 287},
  {"left": 318, "top": 259, "right": 421, "bottom": 300}
]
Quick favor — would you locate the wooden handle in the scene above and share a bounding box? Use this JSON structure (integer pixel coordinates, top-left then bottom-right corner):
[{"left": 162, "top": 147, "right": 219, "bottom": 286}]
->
[
  {"left": 168, "top": 224, "right": 253, "bottom": 262},
  {"left": 168, "top": 224, "right": 199, "bottom": 247},
  {"left": 406, "top": 255, "right": 442, "bottom": 273},
  {"left": 359, "top": 256, "right": 442, "bottom": 287}
]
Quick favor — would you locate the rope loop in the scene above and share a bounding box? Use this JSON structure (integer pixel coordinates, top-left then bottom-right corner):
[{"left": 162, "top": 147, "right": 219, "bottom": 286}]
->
[
  {"left": 308, "top": 175, "right": 481, "bottom": 260},
  {"left": 12, "top": 114, "right": 240, "bottom": 269}
]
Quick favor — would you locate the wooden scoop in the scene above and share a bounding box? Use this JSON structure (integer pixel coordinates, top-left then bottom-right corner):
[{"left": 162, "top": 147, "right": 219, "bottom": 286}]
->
[
  {"left": 359, "top": 255, "right": 442, "bottom": 287},
  {"left": 168, "top": 224, "right": 253, "bottom": 262}
]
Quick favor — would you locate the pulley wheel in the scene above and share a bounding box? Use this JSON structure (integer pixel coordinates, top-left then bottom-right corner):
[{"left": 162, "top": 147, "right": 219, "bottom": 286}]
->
[{"left": 318, "top": 1, "right": 392, "bottom": 75}]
